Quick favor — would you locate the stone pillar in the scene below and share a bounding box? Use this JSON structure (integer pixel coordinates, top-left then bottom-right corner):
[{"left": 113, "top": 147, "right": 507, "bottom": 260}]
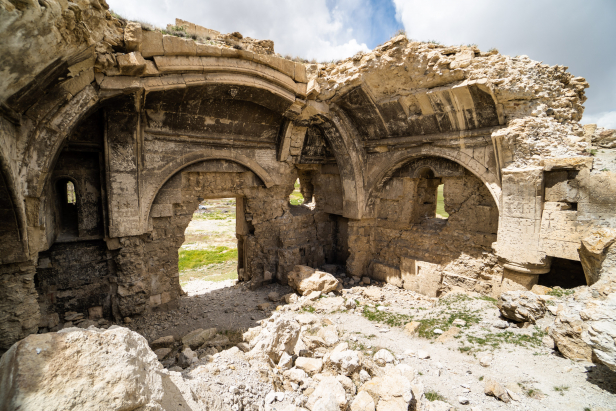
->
[
  {"left": 499, "top": 260, "right": 551, "bottom": 292},
  {"left": 0, "top": 261, "right": 40, "bottom": 350}
]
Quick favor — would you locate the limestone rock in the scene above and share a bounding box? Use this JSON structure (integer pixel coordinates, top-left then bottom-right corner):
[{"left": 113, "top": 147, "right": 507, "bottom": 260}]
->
[
  {"left": 580, "top": 293, "right": 616, "bottom": 371},
  {"left": 182, "top": 327, "right": 217, "bottom": 349},
  {"left": 350, "top": 390, "right": 375, "bottom": 411},
  {"left": 425, "top": 401, "right": 455, "bottom": 411},
  {"left": 124, "top": 22, "right": 142, "bottom": 52},
  {"left": 0, "top": 327, "right": 165, "bottom": 410},
  {"left": 296, "top": 357, "right": 323, "bottom": 373},
  {"left": 498, "top": 291, "right": 546, "bottom": 323},
  {"left": 283, "top": 367, "right": 308, "bottom": 382},
  {"left": 154, "top": 347, "right": 172, "bottom": 360},
  {"left": 358, "top": 372, "right": 413, "bottom": 410},
  {"left": 373, "top": 349, "right": 395, "bottom": 364},
  {"left": 306, "top": 376, "right": 347, "bottom": 410},
  {"left": 589, "top": 126, "right": 616, "bottom": 149},
  {"left": 404, "top": 321, "right": 421, "bottom": 335},
  {"left": 531, "top": 284, "right": 552, "bottom": 295},
  {"left": 117, "top": 51, "right": 146, "bottom": 76},
  {"left": 550, "top": 309, "right": 593, "bottom": 361},
  {"left": 578, "top": 228, "right": 616, "bottom": 286},
  {"left": 288, "top": 266, "right": 340, "bottom": 296},
  {"left": 329, "top": 349, "right": 361, "bottom": 375},
  {"left": 151, "top": 335, "right": 175, "bottom": 349},
  {"left": 484, "top": 378, "right": 510, "bottom": 402},
  {"left": 317, "top": 325, "right": 339, "bottom": 346},
  {"left": 248, "top": 317, "right": 300, "bottom": 363}
]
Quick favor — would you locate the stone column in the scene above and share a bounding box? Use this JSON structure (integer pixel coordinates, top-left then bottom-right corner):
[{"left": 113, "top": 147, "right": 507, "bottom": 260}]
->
[
  {"left": 494, "top": 167, "right": 551, "bottom": 291},
  {"left": 500, "top": 260, "right": 551, "bottom": 292},
  {"left": 0, "top": 261, "right": 40, "bottom": 350}
]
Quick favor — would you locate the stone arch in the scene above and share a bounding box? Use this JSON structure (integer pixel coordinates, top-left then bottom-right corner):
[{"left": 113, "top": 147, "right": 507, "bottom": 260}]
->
[
  {"left": 300, "top": 108, "right": 367, "bottom": 220},
  {"left": 365, "top": 146, "right": 502, "bottom": 216},
  {"left": 144, "top": 150, "right": 275, "bottom": 224}
]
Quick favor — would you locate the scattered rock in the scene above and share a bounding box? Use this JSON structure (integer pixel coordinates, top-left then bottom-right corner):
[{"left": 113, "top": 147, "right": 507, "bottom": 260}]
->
[
  {"left": 350, "top": 390, "right": 375, "bottom": 411},
  {"left": 373, "top": 349, "right": 395, "bottom": 364},
  {"left": 458, "top": 396, "right": 469, "bottom": 404},
  {"left": 404, "top": 321, "right": 421, "bottom": 335},
  {"left": 151, "top": 335, "right": 175, "bottom": 350},
  {"left": 307, "top": 376, "right": 347, "bottom": 410},
  {"left": 531, "top": 284, "right": 552, "bottom": 295},
  {"left": 154, "top": 347, "right": 172, "bottom": 360},
  {"left": 288, "top": 266, "right": 340, "bottom": 296},
  {"left": 258, "top": 302, "right": 271, "bottom": 311},
  {"left": 484, "top": 378, "right": 510, "bottom": 403},
  {"left": 479, "top": 354, "right": 493, "bottom": 367},
  {"left": 436, "top": 327, "right": 460, "bottom": 343},
  {"left": 182, "top": 327, "right": 217, "bottom": 349},
  {"left": 417, "top": 350, "right": 430, "bottom": 359},
  {"left": 493, "top": 320, "right": 509, "bottom": 329},
  {"left": 296, "top": 357, "right": 324, "bottom": 373},
  {"left": 329, "top": 349, "right": 361, "bottom": 375},
  {"left": 268, "top": 292, "right": 281, "bottom": 302},
  {"left": 498, "top": 291, "right": 546, "bottom": 323},
  {"left": 248, "top": 316, "right": 301, "bottom": 363}
]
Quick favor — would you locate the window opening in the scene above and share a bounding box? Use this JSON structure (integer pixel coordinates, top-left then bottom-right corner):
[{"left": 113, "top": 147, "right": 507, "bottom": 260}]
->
[
  {"left": 436, "top": 184, "right": 449, "bottom": 219},
  {"left": 178, "top": 198, "right": 238, "bottom": 292},
  {"left": 66, "top": 181, "right": 76, "bottom": 204},
  {"left": 289, "top": 178, "right": 304, "bottom": 205},
  {"left": 56, "top": 178, "right": 78, "bottom": 237}
]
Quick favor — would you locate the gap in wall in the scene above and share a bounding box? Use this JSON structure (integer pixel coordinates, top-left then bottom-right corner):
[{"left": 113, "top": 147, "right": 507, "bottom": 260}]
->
[
  {"left": 436, "top": 183, "right": 448, "bottom": 219},
  {"left": 538, "top": 257, "right": 587, "bottom": 289},
  {"left": 178, "top": 198, "right": 238, "bottom": 292}
]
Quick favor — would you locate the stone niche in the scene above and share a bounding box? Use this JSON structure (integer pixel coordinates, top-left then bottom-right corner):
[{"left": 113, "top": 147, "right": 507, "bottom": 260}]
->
[{"left": 356, "top": 156, "right": 501, "bottom": 296}]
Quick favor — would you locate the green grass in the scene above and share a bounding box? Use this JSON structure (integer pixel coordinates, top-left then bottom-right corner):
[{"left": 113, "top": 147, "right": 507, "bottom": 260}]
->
[
  {"left": 436, "top": 184, "right": 448, "bottom": 218},
  {"left": 361, "top": 306, "right": 414, "bottom": 327},
  {"left": 425, "top": 391, "right": 446, "bottom": 402},
  {"left": 553, "top": 385, "right": 569, "bottom": 396},
  {"left": 547, "top": 287, "right": 574, "bottom": 298},
  {"left": 192, "top": 210, "right": 236, "bottom": 220},
  {"left": 289, "top": 179, "right": 305, "bottom": 205},
  {"left": 178, "top": 246, "right": 238, "bottom": 271},
  {"left": 462, "top": 328, "right": 547, "bottom": 352}
]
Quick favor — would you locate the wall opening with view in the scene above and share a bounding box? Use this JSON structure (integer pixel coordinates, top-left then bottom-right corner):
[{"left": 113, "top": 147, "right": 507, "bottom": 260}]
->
[
  {"left": 436, "top": 184, "right": 448, "bottom": 219},
  {"left": 56, "top": 178, "right": 78, "bottom": 237},
  {"left": 178, "top": 198, "right": 239, "bottom": 291},
  {"left": 289, "top": 178, "right": 304, "bottom": 205}
]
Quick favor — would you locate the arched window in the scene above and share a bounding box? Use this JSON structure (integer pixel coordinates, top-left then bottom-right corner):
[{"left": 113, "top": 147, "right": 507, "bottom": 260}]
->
[
  {"left": 56, "top": 178, "right": 78, "bottom": 236},
  {"left": 66, "top": 181, "right": 76, "bottom": 204}
]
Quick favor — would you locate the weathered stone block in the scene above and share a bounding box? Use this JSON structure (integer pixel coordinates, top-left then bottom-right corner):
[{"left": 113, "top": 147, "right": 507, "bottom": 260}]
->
[
  {"left": 141, "top": 30, "right": 164, "bottom": 58},
  {"left": 163, "top": 35, "right": 197, "bottom": 56}
]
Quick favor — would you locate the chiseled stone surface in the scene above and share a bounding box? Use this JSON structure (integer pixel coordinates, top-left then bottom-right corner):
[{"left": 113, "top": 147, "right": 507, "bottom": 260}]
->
[{"left": 0, "top": 327, "right": 166, "bottom": 411}]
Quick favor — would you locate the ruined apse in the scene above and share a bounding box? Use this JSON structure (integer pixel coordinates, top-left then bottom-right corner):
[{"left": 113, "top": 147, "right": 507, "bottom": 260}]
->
[{"left": 0, "top": 0, "right": 614, "bottom": 350}]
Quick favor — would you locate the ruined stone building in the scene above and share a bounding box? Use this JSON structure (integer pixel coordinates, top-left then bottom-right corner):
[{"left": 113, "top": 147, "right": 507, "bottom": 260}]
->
[{"left": 1, "top": 0, "right": 615, "bottom": 351}]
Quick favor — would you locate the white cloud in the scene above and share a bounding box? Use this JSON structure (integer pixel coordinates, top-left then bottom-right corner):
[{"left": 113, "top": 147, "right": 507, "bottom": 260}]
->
[
  {"left": 106, "top": 0, "right": 370, "bottom": 61},
  {"left": 392, "top": 0, "right": 616, "bottom": 120},
  {"left": 582, "top": 111, "right": 616, "bottom": 129}
]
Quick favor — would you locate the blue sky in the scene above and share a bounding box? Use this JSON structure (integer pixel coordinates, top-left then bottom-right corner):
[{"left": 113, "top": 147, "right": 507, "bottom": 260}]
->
[{"left": 107, "top": 0, "right": 616, "bottom": 128}]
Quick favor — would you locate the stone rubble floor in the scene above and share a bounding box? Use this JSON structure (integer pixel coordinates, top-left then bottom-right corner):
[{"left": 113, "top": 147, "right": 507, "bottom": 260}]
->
[{"left": 123, "top": 278, "right": 616, "bottom": 411}]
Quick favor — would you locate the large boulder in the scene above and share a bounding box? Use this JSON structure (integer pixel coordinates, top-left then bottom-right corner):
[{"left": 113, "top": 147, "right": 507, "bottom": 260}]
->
[
  {"left": 306, "top": 376, "right": 347, "bottom": 410},
  {"left": 550, "top": 308, "right": 593, "bottom": 362},
  {"left": 578, "top": 228, "right": 616, "bottom": 287},
  {"left": 358, "top": 372, "right": 413, "bottom": 411},
  {"left": 0, "top": 326, "right": 165, "bottom": 411},
  {"left": 247, "top": 316, "right": 301, "bottom": 363},
  {"left": 498, "top": 290, "right": 546, "bottom": 323},
  {"left": 580, "top": 293, "right": 616, "bottom": 371},
  {"left": 288, "top": 266, "right": 340, "bottom": 296},
  {"left": 181, "top": 327, "right": 217, "bottom": 349}
]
